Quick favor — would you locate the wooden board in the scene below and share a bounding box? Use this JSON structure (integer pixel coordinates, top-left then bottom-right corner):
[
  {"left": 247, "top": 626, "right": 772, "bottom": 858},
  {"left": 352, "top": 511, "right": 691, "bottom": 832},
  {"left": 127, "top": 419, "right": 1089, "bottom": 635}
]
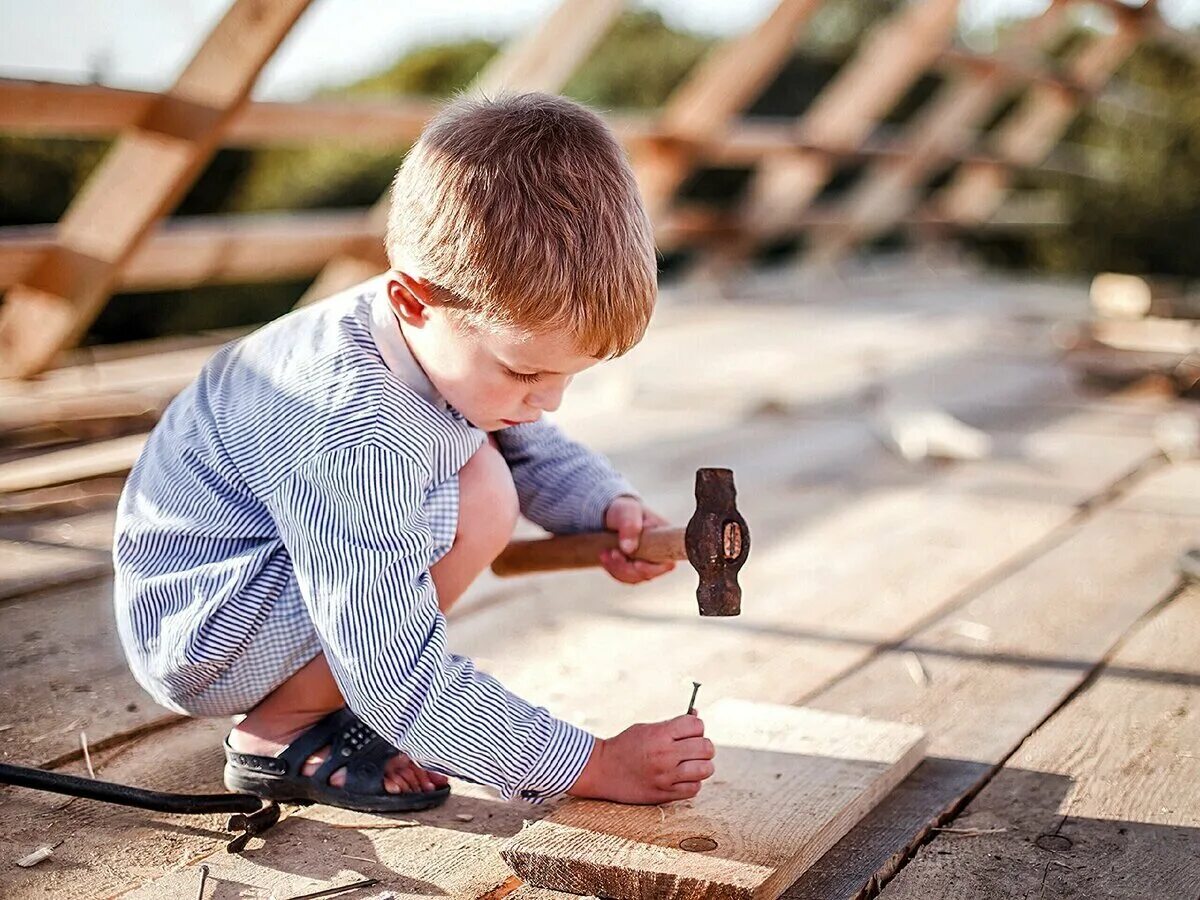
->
[
  {"left": 0, "top": 578, "right": 180, "bottom": 767},
  {"left": 0, "top": 539, "right": 109, "bottom": 601},
  {"left": 782, "top": 501, "right": 1196, "bottom": 900},
  {"left": 502, "top": 700, "right": 925, "bottom": 900},
  {"left": 878, "top": 584, "right": 1200, "bottom": 899},
  {"left": 0, "top": 434, "right": 146, "bottom": 494}
]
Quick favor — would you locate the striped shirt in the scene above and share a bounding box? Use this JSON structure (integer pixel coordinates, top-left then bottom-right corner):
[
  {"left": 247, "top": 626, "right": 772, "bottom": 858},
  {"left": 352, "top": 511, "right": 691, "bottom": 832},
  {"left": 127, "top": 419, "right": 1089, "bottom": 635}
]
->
[{"left": 113, "top": 278, "right": 635, "bottom": 802}]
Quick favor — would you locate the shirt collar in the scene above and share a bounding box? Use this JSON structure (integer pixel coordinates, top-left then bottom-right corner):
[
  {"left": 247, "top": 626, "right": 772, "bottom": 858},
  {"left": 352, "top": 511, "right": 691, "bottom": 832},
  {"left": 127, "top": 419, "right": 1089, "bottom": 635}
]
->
[{"left": 368, "top": 282, "right": 448, "bottom": 410}]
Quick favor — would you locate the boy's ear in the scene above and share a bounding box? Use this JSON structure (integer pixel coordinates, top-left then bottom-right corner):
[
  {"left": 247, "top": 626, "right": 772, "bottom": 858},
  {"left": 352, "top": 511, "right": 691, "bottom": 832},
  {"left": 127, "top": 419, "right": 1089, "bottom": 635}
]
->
[{"left": 386, "top": 271, "right": 433, "bottom": 325}]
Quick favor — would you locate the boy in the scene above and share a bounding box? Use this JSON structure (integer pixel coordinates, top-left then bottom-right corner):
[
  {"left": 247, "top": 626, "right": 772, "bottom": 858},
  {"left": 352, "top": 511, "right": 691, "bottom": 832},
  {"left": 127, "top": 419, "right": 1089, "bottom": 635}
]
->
[{"left": 113, "top": 92, "right": 716, "bottom": 812}]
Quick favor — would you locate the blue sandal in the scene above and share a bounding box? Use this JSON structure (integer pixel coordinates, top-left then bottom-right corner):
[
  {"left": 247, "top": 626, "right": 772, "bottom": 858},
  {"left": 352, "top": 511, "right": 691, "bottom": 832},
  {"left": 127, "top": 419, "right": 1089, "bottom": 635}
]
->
[{"left": 223, "top": 708, "right": 450, "bottom": 813}]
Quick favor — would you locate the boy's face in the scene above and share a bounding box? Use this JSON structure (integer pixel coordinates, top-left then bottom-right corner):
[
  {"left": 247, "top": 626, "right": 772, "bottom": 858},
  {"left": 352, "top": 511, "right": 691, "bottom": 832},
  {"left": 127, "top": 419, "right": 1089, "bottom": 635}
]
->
[{"left": 387, "top": 274, "right": 602, "bottom": 432}]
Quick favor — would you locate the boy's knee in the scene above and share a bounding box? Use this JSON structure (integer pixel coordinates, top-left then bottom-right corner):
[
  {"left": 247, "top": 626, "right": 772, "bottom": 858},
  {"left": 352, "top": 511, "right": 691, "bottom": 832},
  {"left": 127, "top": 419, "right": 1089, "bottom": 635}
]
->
[{"left": 458, "top": 441, "right": 519, "bottom": 549}]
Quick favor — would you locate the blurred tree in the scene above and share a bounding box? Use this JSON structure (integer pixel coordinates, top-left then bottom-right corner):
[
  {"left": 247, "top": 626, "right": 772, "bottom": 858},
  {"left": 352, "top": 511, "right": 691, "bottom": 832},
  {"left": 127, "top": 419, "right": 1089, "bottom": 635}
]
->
[
  {"left": 2, "top": 7, "right": 1197, "bottom": 347},
  {"left": 968, "top": 39, "right": 1200, "bottom": 280},
  {"left": 0, "top": 137, "right": 106, "bottom": 226}
]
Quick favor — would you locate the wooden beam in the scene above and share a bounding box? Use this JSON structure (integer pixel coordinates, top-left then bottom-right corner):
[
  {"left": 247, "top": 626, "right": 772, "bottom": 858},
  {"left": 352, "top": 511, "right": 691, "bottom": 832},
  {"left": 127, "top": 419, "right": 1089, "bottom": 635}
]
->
[
  {"left": 804, "top": 0, "right": 1075, "bottom": 264},
  {"left": 0, "top": 433, "right": 146, "bottom": 493},
  {"left": 657, "top": 195, "right": 1067, "bottom": 247},
  {"left": 502, "top": 701, "right": 925, "bottom": 900},
  {"left": 931, "top": 10, "right": 1144, "bottom": 225},
  {"left": 0, "top": 212, "right": 385, "bottom": 293},
  {"left": 296, "top": 0, "right": 626, "bottom": 306},
  {"left": 734, "top": 0, "right": 963, "bottom": 251},
  {"left": 0, "top": 78, "right": 443, "bottom": 147},
  {"left": 0, "top": 0, "right": 315, "bottom": 379},
  {"left": 634, "top": 0, "right": 827, "bottom": 222}
]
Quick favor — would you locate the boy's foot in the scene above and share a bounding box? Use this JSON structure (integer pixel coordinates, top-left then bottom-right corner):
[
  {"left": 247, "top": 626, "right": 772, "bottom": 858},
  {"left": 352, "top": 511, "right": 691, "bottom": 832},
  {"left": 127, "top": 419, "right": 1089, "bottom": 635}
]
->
[{"left": 228, "top": 708, "right": 448, "bottom": 796}]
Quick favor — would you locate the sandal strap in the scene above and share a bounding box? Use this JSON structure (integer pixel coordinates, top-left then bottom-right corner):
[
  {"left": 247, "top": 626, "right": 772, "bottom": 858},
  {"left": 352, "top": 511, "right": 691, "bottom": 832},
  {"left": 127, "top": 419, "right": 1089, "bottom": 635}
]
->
[
  {"left": 278, "top": 708, "right": 398, "bottom": 793},
  {"left": 225, "top": 708, "right": 403, "bottom": 794}
]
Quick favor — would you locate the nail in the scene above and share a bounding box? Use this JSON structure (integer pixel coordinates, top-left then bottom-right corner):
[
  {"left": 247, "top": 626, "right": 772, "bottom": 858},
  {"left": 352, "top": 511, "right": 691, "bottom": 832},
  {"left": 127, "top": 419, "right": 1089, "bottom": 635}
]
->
[{"left": 686, "top": 681, "right": 701, "bottom": 716}]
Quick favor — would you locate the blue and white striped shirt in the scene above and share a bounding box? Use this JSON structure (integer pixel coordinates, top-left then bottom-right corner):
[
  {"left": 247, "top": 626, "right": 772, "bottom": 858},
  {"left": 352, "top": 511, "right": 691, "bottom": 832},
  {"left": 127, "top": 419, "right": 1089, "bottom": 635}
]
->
[{"left": 113, "top": 279, "right": 634, "bottom": 802}]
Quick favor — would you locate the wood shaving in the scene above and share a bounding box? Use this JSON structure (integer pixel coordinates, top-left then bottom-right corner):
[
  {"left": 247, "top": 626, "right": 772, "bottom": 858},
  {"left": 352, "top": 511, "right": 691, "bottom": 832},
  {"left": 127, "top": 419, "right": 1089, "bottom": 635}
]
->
[{"left": 903, "top": 651, "right": 931, "bottom": 686}]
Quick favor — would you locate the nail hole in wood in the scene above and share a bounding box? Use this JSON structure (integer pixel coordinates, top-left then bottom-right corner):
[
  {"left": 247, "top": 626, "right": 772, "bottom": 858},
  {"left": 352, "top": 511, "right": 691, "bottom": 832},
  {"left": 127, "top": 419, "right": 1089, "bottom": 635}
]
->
[{"left": 1035, "top": 834, "right": 1072, "bottom": 852}]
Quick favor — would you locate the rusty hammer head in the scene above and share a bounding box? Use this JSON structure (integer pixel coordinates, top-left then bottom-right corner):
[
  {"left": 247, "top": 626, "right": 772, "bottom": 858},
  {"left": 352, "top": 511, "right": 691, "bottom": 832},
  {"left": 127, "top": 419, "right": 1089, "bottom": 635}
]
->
[{"left": 684, "top": 468, "right": 749, "bottom": 616}]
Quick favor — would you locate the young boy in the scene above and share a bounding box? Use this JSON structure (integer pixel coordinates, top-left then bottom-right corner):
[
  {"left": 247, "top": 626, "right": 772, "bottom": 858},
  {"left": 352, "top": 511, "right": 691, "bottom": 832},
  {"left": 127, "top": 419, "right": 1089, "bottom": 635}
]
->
[{"left": 113, "top": 92, "right": 716, "bottom": 812}]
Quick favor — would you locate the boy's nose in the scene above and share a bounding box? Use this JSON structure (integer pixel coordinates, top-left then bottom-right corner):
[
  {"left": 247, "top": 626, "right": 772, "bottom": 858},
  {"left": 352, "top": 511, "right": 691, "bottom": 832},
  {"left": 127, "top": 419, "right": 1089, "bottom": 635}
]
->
[
  {"left": 529, "top": 376, "right": 570, "bottom": 414},
  {"left": 529, "top": 385, "right": 565, "bottom": 413}
]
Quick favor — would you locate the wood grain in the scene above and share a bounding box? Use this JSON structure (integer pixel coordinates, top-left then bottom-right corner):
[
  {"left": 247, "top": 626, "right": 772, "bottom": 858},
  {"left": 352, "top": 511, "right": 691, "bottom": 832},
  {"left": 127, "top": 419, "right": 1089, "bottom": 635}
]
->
[
  {"left": 880, "top": 584, "right": 1200, "bottom": 899},
  {"left": 502, "top": 700, "right": 925, "bottom": 900},
  {"left": 0, "top": 0, "right": 314, "bottom": 377},
  {"left": 783, "top": 498, "right": 1197, "bottom": 899}
]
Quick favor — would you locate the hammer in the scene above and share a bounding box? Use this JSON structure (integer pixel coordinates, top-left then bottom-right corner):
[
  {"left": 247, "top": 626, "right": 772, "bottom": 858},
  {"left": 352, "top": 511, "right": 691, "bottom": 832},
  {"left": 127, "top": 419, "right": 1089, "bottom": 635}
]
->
[{"left": 491, "top": 468, "right": 748, "bottom": 616}]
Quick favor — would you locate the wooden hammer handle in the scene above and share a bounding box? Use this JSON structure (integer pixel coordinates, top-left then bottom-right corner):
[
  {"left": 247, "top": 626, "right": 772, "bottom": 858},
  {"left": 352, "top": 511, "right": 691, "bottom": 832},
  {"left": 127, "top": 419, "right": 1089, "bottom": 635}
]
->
[{"left": 491, "top": 526, "right": 686, "bottom": 576}]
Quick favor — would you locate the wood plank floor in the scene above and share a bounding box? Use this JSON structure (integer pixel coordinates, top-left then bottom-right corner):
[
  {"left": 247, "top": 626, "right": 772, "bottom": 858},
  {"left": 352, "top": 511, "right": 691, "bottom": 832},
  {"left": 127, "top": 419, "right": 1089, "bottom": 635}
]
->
[
  {"left": 1, "top": 266, "right": 1195, "bottom": 899},
  {"left": 879, "top": 585, "right": 1200, "bottom": 900}
]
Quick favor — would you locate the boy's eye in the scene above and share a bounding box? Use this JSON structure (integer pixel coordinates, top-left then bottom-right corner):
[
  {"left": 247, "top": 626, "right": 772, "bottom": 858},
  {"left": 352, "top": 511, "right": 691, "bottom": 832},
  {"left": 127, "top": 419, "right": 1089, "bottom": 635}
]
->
[{"left": 505, "top": 368, "right": 541, "bottom": 384}]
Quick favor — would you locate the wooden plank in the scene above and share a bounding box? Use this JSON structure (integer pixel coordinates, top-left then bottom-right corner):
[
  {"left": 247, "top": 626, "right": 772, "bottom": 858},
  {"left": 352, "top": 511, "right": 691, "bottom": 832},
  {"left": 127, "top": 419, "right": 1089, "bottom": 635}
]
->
[
  {"left": 0, "top": 578, "right": 180, "bottom": 767},
  {"left": 804, "top": 0, "right": 1074, "bottom": 263},
  {"left": 782, "top": 500, "right": 1196, "bottom": 898},
  {"left": 0, "top": 212, "right": 385, "bottom": 293},
  {"left": 878, "top": 583, "right": 1200, "bottom": 899},
  {"left": 298, "top": 0, "right": 624, "bottom": 306},
  {"left": 1114, "top": 461, "right": 1200, "bottom": 518},
  {"left": 0, "top": 539, "right": 109, "bottom": 600},
  {"left": 0, "top": 0, "right": 315, "bottom": 378},
  {"left": 502, "top": 701, "right": 926, "bottom": 900},
  {"left": 736, "top": 0, "right": 962, "bottom": 249},
  {"left": 0, "top": 434, "right": 146, "bottom": 494}
]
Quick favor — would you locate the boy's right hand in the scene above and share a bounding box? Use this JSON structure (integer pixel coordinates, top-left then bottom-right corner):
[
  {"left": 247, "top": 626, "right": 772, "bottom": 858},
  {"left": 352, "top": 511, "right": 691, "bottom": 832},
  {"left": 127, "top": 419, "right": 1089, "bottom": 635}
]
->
[{"left": 568, "top": 714, "right": 715, "bottom": 804}]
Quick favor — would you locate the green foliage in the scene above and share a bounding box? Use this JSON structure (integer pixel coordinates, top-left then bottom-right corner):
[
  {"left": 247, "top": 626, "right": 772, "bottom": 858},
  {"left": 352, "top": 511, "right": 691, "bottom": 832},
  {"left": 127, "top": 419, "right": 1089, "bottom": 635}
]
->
[
  {"left": 563, "top": 11, "right": 711, "bottom": 109},
  {"left": 0, "top": 136, "right": 106, "bottom": 226},
  {"left": 971, "top": 40, "right": 1200, "bottom": 278}
]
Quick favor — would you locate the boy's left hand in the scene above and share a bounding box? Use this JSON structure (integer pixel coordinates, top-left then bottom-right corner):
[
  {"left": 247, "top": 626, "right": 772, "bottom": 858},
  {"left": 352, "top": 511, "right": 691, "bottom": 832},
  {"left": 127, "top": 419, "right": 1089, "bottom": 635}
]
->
[{"left": 602, "top": 496, "right": 677, "bottom": 584}]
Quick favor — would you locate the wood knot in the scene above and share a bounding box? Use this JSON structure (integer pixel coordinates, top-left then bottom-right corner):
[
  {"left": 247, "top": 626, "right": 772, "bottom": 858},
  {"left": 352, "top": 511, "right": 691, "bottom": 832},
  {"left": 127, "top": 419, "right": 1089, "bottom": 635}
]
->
[
  {"left": 679, "top": 836, "right": 718, "bottom": 852},
  {"left": 1035, "top": 834, "right": 1072, "bottom": 852}
]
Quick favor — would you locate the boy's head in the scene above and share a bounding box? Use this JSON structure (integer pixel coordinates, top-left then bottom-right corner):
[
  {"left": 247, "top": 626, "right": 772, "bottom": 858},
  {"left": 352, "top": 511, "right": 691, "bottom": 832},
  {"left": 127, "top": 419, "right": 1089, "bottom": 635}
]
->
[{"left": 383, "top": 92, "right": 657, "bottom": 431}]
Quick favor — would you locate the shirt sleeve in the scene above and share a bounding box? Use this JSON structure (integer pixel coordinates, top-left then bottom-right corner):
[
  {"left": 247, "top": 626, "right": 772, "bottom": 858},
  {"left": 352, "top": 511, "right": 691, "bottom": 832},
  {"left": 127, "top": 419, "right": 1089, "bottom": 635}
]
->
[
  {"left": 493, "top": 417, "right": 637, "bottom": 534},
  {"left": 267, "top": 441, "right": 594, "bottom": 802}
]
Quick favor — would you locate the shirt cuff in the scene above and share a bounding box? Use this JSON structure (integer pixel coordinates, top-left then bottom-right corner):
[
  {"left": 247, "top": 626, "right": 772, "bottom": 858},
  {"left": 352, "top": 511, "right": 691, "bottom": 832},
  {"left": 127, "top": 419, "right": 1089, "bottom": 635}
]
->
[
  {"left": 510, "top": 717, "right": 597, "bottom": 804},
  {"left": 580, "top": 477, "right": 639, "bottom": 533}
]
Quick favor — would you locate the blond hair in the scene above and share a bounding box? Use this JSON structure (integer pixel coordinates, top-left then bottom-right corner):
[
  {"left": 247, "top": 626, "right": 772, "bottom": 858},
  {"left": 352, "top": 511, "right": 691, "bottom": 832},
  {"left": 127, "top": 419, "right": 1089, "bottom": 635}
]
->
[{"left": 386, "top": 92, "right": 657, "bottom": 358}]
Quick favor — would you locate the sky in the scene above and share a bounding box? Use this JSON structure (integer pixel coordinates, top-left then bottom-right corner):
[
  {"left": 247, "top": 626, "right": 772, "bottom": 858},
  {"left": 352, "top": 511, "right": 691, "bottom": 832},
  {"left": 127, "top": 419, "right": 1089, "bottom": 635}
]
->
[{"left": 1, "top": 0, "right": 1197, "bottom": 100}]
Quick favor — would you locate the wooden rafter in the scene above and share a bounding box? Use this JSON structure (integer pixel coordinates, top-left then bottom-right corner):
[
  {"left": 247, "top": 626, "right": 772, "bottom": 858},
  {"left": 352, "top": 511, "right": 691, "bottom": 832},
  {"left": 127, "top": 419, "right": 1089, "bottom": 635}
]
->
[
  {"left": 0, "top": 213, "right": 384, "bottom": 294},
  {"left": 296, "top": 0, "right": 626, "bottom": 306},
  {"left": 634, "top": 0, "right": 827, "bottom": 223},
  {"left": 804, "top": 0, "right": 1076, "bottom": 263},
  {"left": 930, "top": 3, "right": 1146, "bottom": 225},
  {"left": 0, "top": 0, "right": 315, "bottom": 378},
  {"left": 729, "top": 0, "right": 963, "bottom": 259}
]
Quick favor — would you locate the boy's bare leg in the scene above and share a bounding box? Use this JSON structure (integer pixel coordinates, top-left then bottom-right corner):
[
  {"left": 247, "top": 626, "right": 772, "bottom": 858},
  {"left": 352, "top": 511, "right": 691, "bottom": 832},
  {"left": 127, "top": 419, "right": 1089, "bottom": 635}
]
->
[{"left": 228, "top": 440, "right": 519, "bottom": 793}]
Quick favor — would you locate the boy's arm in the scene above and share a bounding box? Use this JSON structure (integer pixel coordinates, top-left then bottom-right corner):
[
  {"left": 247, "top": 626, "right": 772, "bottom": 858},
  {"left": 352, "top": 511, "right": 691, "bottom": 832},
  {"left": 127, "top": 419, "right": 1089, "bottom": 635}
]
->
[
  {"left": 493, "top": 417, "right": 635, "bottom": 534},
  {"left": 268, "top": 442, "right": 592, "bottom": 803}
]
